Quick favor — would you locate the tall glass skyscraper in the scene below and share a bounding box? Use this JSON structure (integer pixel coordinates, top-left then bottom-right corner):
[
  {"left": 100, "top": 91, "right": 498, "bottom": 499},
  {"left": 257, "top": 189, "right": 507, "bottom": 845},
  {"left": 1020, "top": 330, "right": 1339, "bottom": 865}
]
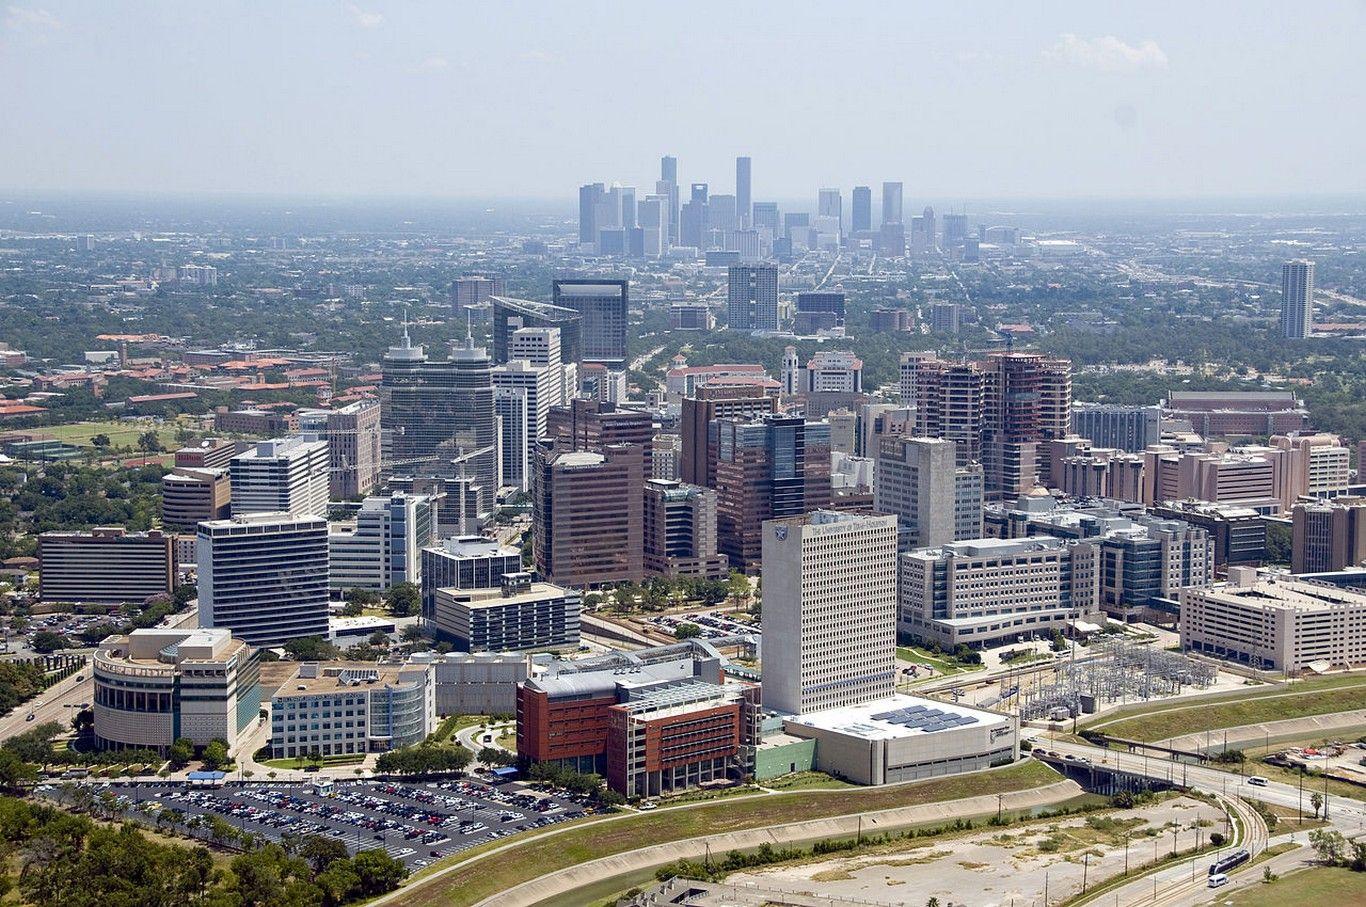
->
[{"left": 382, "top": 321, "right": 497, "bottom": 492}]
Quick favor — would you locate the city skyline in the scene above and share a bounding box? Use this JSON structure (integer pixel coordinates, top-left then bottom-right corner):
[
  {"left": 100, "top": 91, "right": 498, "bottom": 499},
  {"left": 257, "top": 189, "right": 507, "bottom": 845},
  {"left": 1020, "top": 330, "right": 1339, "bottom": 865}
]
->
[{"left": 2, "top": 3, "right": 1363, "bottom": 200}]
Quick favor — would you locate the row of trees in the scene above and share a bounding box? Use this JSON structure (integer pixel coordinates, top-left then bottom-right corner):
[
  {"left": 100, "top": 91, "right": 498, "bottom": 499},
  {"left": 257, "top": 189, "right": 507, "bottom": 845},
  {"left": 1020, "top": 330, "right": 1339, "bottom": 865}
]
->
[
  {"left": 589, "top": 572, "right": 754, "bottom": 615},
  {"left": 374, "top": 745, "right": 472, "bottom": 775},
  {"left": 340, "top": 582, "right": 421, "bottom": 619}
]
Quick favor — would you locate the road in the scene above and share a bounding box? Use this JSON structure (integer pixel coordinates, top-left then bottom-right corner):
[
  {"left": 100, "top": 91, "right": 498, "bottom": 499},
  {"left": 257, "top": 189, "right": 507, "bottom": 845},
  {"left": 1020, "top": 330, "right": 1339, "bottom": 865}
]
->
[{"left": 0, "top": 665, "right": 92, "bottom": 741}]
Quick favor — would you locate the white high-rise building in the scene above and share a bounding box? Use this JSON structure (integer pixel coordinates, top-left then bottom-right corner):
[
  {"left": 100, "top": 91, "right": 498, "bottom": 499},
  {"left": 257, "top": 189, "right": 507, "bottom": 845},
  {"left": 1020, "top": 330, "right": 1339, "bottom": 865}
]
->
[
  {"left": 328, "top": 492, "right": 438, "bottom": 593},
  {"left": 494, "top": 387, "right": 530, "bottom": 491},
  {"left": 1281, "top": 260, "right": 1314, "bottom": 339},
  {"left": 761, "top": 511, "right": 898, "bottom": 715},
  {"left": 507, "top": 325, "right": 570, "bottom": 408},
  {"left": 229, "top": 436, "right": 330, "bottom": 518},
  {"left": 197, "top": 512, "right": 330, "bottom": 646},
  {"left": 492, "top": 358, "right": 558, "bottom": 491}
]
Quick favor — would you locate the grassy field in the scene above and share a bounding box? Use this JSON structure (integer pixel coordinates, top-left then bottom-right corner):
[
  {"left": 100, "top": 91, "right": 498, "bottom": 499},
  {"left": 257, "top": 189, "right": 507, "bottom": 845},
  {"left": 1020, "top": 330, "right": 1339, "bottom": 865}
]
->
[
  {"left": 25, "top": 420, "right": 187, "bottom": 450},
  {"left": 1091, "top": 674, "right": 1366, "bottom": 742},
  {"left": 397, "top": 760, "right": 1063, "bottom": 907},
  {"left": 1212, "top": 867, "right": 1366, "bottom": 906},
  {"left": 763, "top": 771, "right": 857, "bottom": 791},
  {"left": 896, "top": 646, "right": 982, "bottom": 678},
  {"left": 260, "top": 754, "right": 365, "bottom": 770}
]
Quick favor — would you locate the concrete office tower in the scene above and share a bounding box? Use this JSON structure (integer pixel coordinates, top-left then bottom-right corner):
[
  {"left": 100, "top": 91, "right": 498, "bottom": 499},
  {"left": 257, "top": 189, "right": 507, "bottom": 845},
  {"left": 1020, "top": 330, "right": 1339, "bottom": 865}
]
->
[
  {"left": 875, "top": 437, "right": 984, "bottom": 550},
  {"left": 451, "top": 276, "right": 506, "bottom": 315},
  {"left": 752, "top": 202, "right": 780, "bottom": 238},
  {"left": 493, "top": 353, "right": 560, "bottom": 490},
  {"left": 533, "top": 444, "right": 645, "bottom": 588},
  {"left": 381, "top": 322, "right": 498, "bottom": 492},
  {"left": 762, "top": 511, "right": 898, "bottom": 715},
  {"left": 328, "top": 492, "right": 438, "bottom": 593},
  {"left": 661, "top": 155, "right": 679, "bottom": 243},
  {"left": 726, "top": 264, "right": 779, "bottom": 331},
  {"left": 851, "top": 186, "right": 872, "bottom": 233},
  {"left": 492, "top": 296, "right": 581, "bottom": 366},
  {"left": 419, "top": 535, "right": 523, "bottom": 616},
  {"left": 197, "top": 512, "right": 329, "bottom": 646},
  {"left": 618, "top": 187, "right": 637, "bottom": 230},
  {"left": 643, "top": 479, "right": 730, "bottom": 579},
  {"left": 713, "top": 415, "right": 833, "bottom": 571},
  {"left": 638, "top": 195, "right": 668, "bottom": 256},
  {"left": 1292, "top": 497, "right": 1366, "bottom": 574},
  {"left": 1280, "top": 259, "right": 1314, "bottom": 339},
  {"left": 680, "top": 384, "right": 780, "bottom": 487},
  {"left": 1071, "top": 402, "right": 1162, "bottom": 453},
  {"left": 298, "top": 400, "right": 383, "bottom": 499},
  {"left": 162, "top": 467, "right": 231, "bottom": 530},
  {"left": 229, "top": 436, "right": 330, "bottom": 518},
  {"left": 578, "top": 183, "right": 605, "bottom": 245},
  {"left": 38, "top": 528, "right": 178, "bottom": 604},
  {"left": 881, "top": 182, "right": 903, "bottom": 226},
  {"left": 735, "top": 156, "right": 752, "bottom": 228},
  {"left": 552, "top": 279, "right": 628, "bottom": 366},
  {"left": 818, "top": 189, "right": 842, "bottom": 234},
  {"left": 680, "top": 183, "right": 708, "bottom": 249},
  {"left": 929, "top": 302, "right": 961, "bottom": 334}
]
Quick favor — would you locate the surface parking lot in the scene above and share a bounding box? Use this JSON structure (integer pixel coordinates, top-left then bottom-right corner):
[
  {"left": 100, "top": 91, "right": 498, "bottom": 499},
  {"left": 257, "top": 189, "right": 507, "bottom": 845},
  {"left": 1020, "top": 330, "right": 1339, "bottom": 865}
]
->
[{"left": 39, "top": 777, "right": 591, "bottom": 869}]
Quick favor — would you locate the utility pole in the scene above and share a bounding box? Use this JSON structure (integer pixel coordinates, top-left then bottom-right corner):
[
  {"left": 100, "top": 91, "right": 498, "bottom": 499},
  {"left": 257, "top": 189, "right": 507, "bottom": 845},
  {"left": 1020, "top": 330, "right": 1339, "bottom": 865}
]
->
[
  {"left": 998, "top": 793, "right": 1004, "bottom": 822},
  {"left": 1082, "top": 852, "right": 1089, "bottom": 893}
]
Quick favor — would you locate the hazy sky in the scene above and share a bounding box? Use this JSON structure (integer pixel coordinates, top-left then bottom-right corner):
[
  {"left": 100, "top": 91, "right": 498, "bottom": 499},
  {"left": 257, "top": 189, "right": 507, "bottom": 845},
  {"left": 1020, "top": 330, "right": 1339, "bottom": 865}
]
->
[{"left": 2, "top": 1, "right": 1363, "bottom": 201}]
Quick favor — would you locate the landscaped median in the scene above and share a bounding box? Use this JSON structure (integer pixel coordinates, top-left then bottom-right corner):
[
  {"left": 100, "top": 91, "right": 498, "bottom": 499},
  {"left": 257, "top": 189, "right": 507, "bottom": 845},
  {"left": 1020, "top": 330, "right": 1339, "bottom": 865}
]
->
[
  {"left": 389, "top": 759, "right": 1067, "bottom": 907},
  {"left": 1087, "top": 674, "right": 1366, "bottom": 742}
]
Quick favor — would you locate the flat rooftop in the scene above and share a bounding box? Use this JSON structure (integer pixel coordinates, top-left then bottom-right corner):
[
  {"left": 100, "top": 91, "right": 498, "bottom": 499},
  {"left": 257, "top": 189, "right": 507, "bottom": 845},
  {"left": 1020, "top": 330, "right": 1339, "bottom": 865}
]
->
[
  {"left": 784, "top": 693, "right": 1010, "bottom": 741},
  {"left": 275, "top": 662, "right": 414, "bottom": 696},
  {"left": 1201, "top": 577, "right": 1366, "bottom": 613}
]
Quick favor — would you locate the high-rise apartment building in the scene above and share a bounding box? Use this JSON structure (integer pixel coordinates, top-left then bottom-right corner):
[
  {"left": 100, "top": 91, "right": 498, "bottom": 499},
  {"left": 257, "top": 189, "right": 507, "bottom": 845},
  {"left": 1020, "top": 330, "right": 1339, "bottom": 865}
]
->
[
  {"left": 735, "top": 156, "right": 752, "bottom": 228},
  {"left": 642, "top": 479, "right": 729, "bottom": 579},
  {"left": 328, "top": 492, "right": 438, "bottom": 594},
  {"left": 726, "top": 264, "right": 779, "bottom": 332},
  {"left": 297, "top": 400, "right": 383, "bottom": 499},
  {"left": 229, "top": 436, "right": 330, "bottom": 518},
  {"left": 875, "top": 437, "right": 984, "bottom": 550},
  {"left": 851, "top": 186, "right": 872, "bottom": 233},
  {"left": 712, "top": 415, "right": 832, "bottom": 571},
  {"left": 928, "top": 301, "right": 961, "bottom": 334},
  {"left": 881, "top": 182, "right": 903, "bottom": 226},
  {"left": 1280, "top": 259, "right": 1314, "bottom": 339},
  {"left": 494, "top": 386, "right": 528, "bottom": 491},
  {"left": 381, "top": 325, "right": 498, "bottom": 492},
  {"left": 762, "top": 511, "right": 898, "bottom": 715},
  {"left": 680, "top": 384, "right": 779, "bottom": 487},
  {"left": 533, "top": 444, "right": 645, "bottom": 588},
  {"left": 197, "top": 512, "right": 330, "bottom": 646},
  {"left": 552, "top": 279, "right": 628, "bottom": 366}
]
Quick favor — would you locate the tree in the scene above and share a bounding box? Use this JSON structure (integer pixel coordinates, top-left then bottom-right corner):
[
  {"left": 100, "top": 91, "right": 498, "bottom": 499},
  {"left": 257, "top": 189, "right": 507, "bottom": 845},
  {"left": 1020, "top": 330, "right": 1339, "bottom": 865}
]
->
[
  {"left": 477, "top": 746, "right": 515, "bottom": 767},
  {"left": 0, "top": 749, "right": 38, "bottom": 792},
  {"left": 201, "top": 738, "right": 230, "bottom": 771},
  {"left": 674, "top": 622, "right": 703, "bottom": 640},
  {"left": 70, "top": 708, "right": 94, "bottom": 736},
  {"left": 315, "top": 861, "right": 361, "bottom": 906},
  {"left": 1309, "top": 828, "right": 1347, "bottom": 866},
  {"left": 367, "top": 630, "right": 390, "bottom": 646},
  {"left": 385, "top": 582, "right": 420, "bottom": 617},
  {"left": 400, "top": 625, "right": 425, "bottom": 644},
  {"left": 168, "top": 738, "right": 195, "bottom": 768},
  {"left": 1209, "top": 832, "right": 1226, "bottom": 847},
  {"left": 350, "top": 849, "right": 409, "bottom": 896},
  {"left": 136, "top": 431, "right": 164, "bottom": 454},
  {"left": 283, "top": 636, "right": 340, "bottom": 661},
  {"left": 298, "top": 834, "right": 350, "bottom": 873},
  {"left": 1311, "top": 791, "right": 1324, "bottom": 819},
  {"left": 30, "top": 631, "right": 68, "bottom": 654}
]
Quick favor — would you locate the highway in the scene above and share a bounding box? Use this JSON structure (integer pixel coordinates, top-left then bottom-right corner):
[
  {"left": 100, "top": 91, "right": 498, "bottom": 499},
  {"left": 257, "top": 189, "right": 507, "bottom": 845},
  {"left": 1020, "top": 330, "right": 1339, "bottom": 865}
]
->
[{"left": 0, "top": 665, "right": 93, "bottom": 742}]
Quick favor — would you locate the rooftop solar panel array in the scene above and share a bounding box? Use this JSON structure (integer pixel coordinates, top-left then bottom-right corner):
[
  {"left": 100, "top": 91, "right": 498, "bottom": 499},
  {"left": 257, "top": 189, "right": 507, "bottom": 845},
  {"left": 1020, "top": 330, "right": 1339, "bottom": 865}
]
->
[{"left": 870, "top": 705, "right": 979, "bottom": 733}]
